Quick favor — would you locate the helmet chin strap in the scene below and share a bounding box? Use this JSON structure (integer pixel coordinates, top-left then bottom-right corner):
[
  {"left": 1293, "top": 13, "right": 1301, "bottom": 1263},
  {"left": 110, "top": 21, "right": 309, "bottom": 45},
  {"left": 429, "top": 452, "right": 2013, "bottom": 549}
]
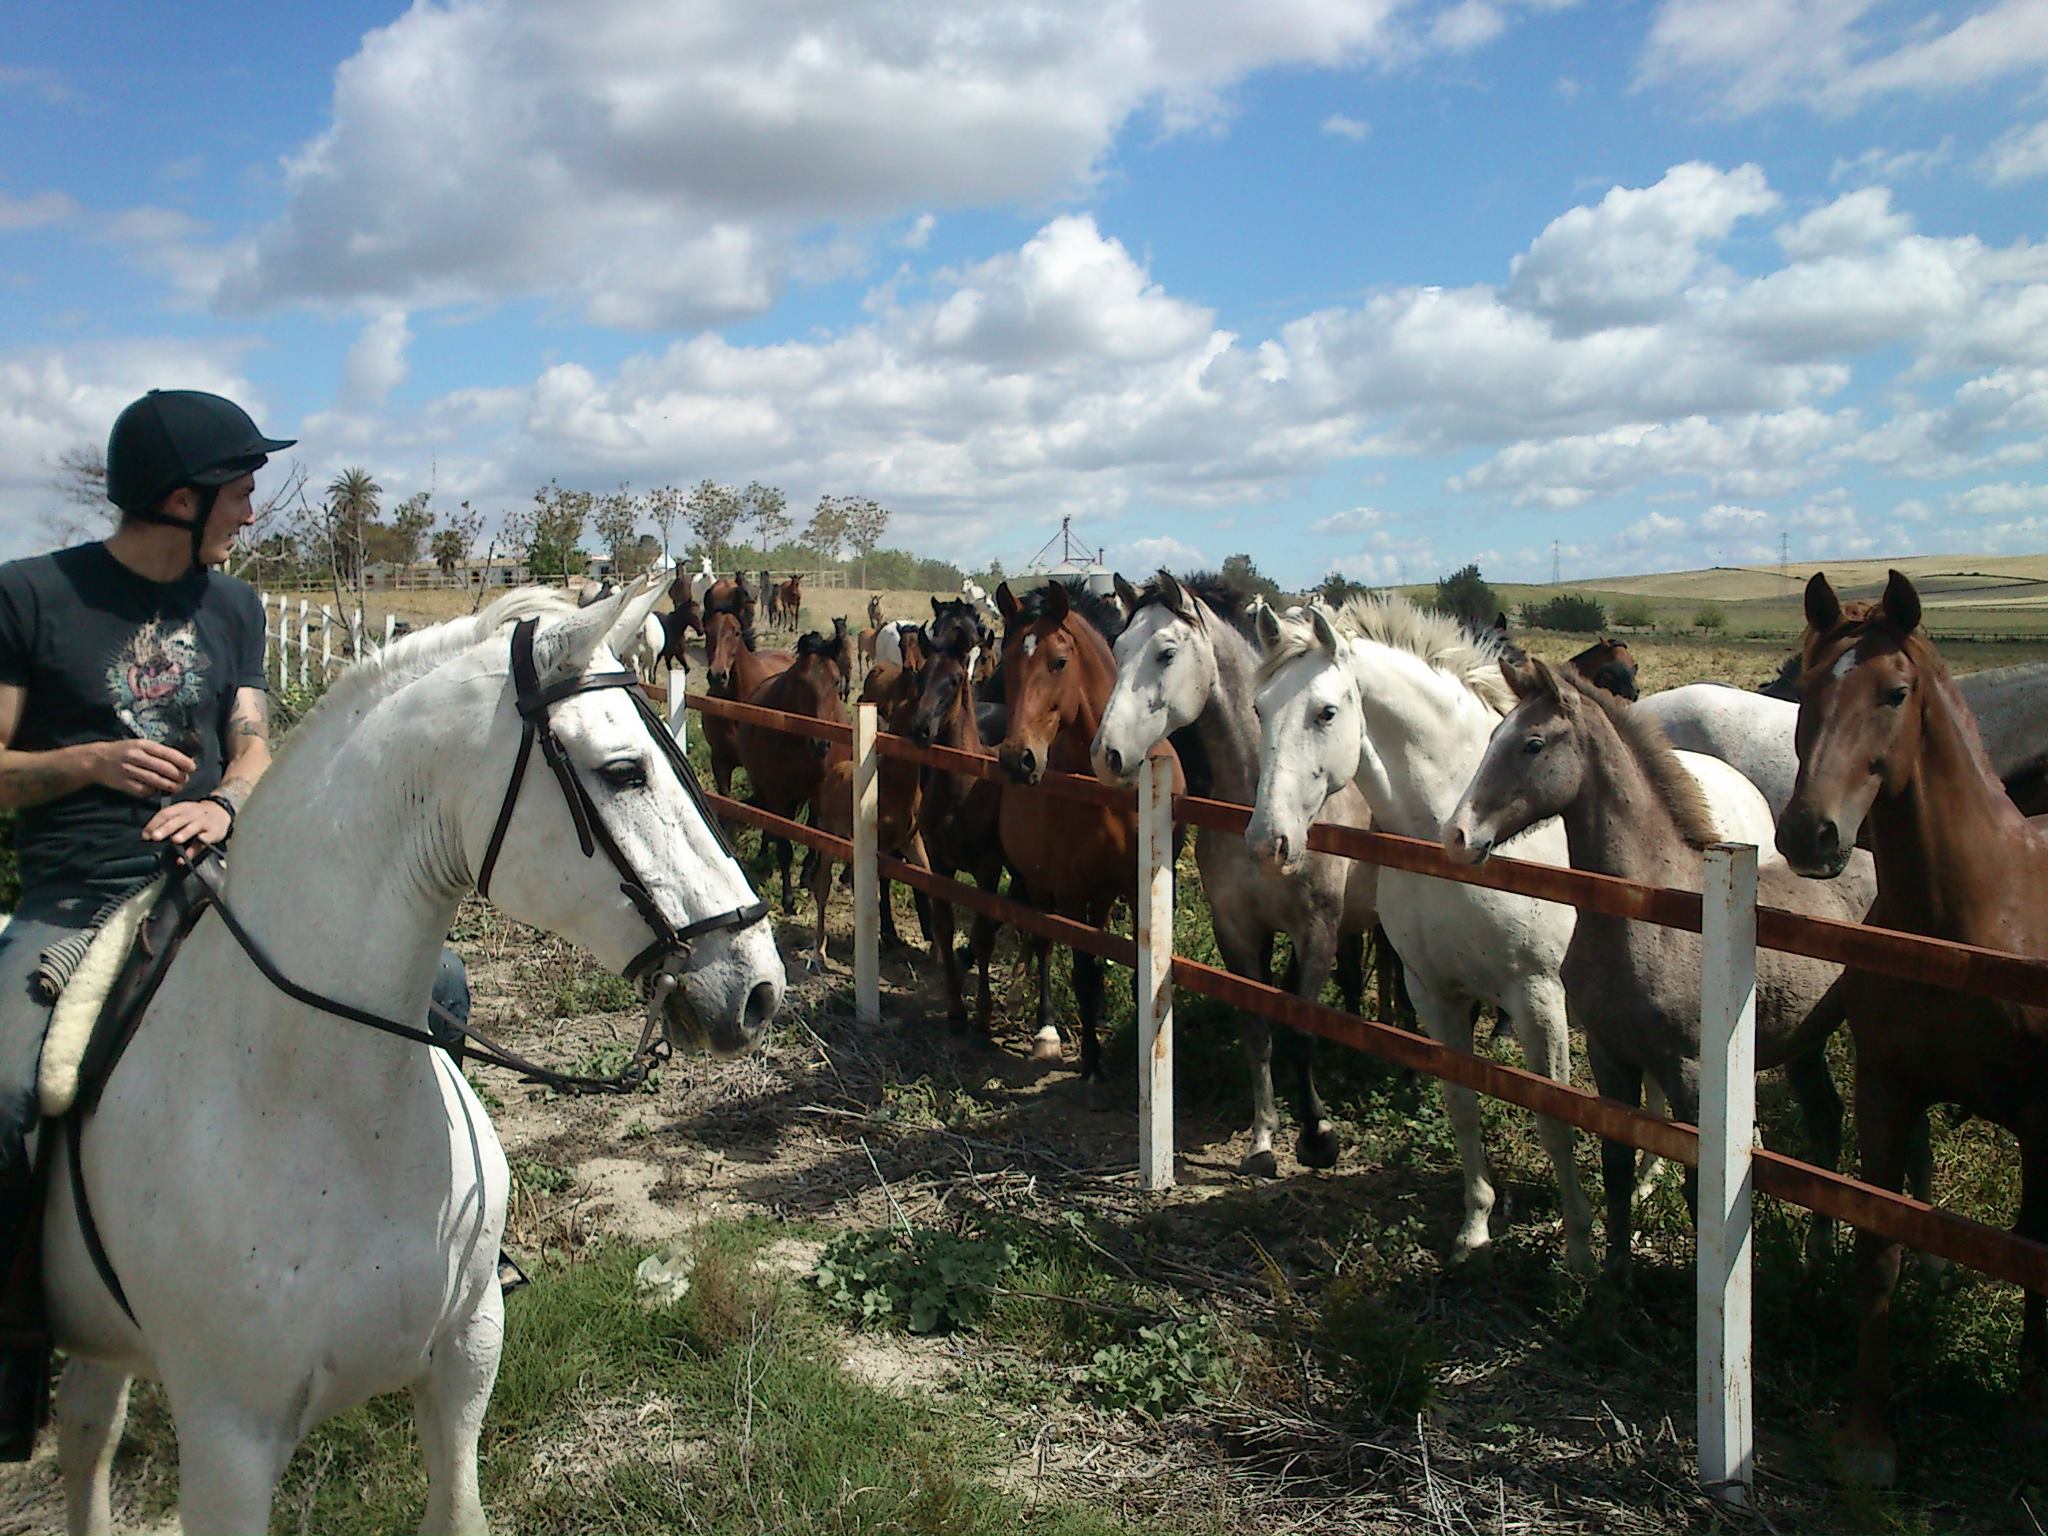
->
[{"left": 126, "top": 484, "right": 220, "bottom": 569}]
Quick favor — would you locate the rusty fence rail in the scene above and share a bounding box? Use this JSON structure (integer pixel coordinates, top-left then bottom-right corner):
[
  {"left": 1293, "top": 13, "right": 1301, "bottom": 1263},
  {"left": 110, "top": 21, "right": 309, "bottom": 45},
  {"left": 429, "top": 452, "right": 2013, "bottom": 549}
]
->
[{"left": 672, "top": 682, "right": 2048, "bottom": 1503}]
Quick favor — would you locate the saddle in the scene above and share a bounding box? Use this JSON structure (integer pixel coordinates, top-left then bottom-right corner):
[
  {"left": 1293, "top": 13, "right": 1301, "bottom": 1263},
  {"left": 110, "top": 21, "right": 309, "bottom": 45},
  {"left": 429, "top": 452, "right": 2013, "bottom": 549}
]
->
[{"left": 37, "top": 861, "right": 213, "bottom": 1119}]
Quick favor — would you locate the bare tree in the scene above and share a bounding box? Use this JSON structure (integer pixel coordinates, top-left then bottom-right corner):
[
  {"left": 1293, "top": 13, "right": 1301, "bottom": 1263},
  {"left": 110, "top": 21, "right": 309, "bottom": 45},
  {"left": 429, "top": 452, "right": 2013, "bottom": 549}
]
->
[
  {"left": 743, "top": 480, "right": 790, "bottom": 554},
  {"left": 593, "top": 482, "right": 649, "bottom": 576},
  {"left": 430, "top": 498, "right": 485, "bottom": 584},
  {"left": 646, "top": 484, "right": 684, "bottom": 561},
  {"left": 801, "top": 495, "right": 848, "bottom": 567},
  {"left": 42, "top": 445, "right": 112, "bottom": 547},
  {"left": 840, "top": 495, "right": 890, "bottom": 590},
  {"left": 684, "top": 480, "right": 743, "bottom": 570},
  {"left": 387, "top": 490, "right": 434, "bottom": 575}
]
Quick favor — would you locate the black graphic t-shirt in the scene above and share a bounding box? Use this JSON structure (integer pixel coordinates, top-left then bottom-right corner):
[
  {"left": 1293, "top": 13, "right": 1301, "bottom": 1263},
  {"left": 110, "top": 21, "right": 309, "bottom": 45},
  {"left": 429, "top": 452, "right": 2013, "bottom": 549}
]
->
[{"left": 0, "top": 543, "right": 266, "bottom": 889}]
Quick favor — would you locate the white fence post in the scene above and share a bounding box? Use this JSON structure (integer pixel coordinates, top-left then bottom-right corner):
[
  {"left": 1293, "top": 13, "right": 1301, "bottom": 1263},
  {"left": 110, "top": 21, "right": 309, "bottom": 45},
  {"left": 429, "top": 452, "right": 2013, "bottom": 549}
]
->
[
  {"left": 1136, "top": 749, "right": 1176, "bottom": 1190},
  {"left": 273, "top": 593, "right": 287, "bottom": 688},
  {"left": 383, "top": 613, "right": 396, "bottom": 650},
  {"left": 296, "top": 600, "right": 310, "bottom": 688},
  {"left": 665, "top": 667, "right": 688, "bottom": 751},
  {"left": 320, "top": 616, "right": 332, "bottom": 676},
  {"left": 852, "top": 701, "right": 880, "bottom": 1026},
  {"left": 352, "top": 605, "right": 365, "bottom": 660},
  {"left": 1699, "top": 842, "right": 1758, "bottom": 1505}
]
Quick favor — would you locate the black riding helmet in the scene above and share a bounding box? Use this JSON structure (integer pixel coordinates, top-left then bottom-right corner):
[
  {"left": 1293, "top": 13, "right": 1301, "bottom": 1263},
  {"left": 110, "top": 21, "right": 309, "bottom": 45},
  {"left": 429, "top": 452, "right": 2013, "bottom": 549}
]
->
[{"left": 105, "top": 389, "right": 295, "bottom": 563}]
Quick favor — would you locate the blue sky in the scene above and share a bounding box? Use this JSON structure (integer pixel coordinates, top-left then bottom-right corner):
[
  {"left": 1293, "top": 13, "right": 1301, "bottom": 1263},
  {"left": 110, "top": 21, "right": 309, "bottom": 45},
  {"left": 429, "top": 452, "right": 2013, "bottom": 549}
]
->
[{"left": 4, "top": 0, "right": 2047, "bottom": 586}]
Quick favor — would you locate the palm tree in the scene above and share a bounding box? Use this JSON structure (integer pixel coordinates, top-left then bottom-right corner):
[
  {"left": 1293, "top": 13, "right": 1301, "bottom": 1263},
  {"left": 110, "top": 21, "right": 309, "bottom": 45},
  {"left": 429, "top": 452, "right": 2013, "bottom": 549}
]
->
[{"left": 324, "top": 468, "right": 382, "bottom": 584}]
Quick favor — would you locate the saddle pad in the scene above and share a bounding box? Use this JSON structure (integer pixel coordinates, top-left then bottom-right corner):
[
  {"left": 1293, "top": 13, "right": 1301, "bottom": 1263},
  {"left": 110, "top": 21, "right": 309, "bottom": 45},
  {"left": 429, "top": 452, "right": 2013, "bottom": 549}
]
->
[{"left": 39, "top": 877, "right": 164, "bottom": 1118}]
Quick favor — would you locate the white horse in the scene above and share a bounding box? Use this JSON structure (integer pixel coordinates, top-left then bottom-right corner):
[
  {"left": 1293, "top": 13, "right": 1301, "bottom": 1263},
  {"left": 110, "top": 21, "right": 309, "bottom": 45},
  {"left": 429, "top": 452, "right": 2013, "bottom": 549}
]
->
[
  {"left": 615, "top": 610, "right": 666, "bottom": 683},
  {"left": 874, "top": 619, "right": 919, "bottom": 670},
  {"left": 1092, "top": 573, "right": 1377, "bottom": 1176},
  {"left": 39, "top": 576, "right": 784, "bottom": 1535},
  {"left": 1246, "top": 599, "right": 1772, "bottom": 1272}
]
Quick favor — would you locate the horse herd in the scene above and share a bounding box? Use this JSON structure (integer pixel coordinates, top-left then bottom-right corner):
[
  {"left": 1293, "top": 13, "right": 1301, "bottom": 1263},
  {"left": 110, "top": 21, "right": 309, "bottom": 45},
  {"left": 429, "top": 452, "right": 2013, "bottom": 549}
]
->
[{"left": 672, "top": 564, "right": 2047, "bottom": 1487}]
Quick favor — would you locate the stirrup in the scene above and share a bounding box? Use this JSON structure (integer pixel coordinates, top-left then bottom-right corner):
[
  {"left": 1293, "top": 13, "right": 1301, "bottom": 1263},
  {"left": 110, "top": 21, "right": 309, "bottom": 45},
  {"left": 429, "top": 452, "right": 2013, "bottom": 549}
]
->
[{"left": 497, "top": 1249, "right": 530, "bottom": 1297}]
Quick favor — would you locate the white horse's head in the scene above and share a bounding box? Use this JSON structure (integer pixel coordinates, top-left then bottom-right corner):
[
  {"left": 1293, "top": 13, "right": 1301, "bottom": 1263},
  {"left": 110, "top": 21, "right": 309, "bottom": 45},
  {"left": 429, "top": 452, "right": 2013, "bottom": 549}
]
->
[
  {"left": 1094, "top": 571, "right": 1212, "bottom": 786},
  {"left": 1246, "top": 603, "right": 1365, "bottom": 876},
  {"left": 460, "top": 577, "right": 784, "bottom": 1054}
]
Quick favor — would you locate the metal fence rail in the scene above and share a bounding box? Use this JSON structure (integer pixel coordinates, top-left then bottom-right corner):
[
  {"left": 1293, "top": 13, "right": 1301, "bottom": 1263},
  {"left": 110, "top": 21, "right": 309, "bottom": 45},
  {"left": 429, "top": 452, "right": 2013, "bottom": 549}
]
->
[{"left": 676, "top": 682, "right": 2048, "bottom": 1504}]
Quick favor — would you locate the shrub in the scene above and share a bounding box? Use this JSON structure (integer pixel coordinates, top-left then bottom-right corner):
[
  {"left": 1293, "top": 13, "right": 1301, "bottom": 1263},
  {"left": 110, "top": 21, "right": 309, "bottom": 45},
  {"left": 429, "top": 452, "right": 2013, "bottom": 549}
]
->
[
  {"left": 1320, "top": 1271, "right": 1440, "bottom": 1419},
  {"left": 1611, "top": 596, "right": 1656, "bottom": 629},
  {"left": 815, "top": 1226, "right": 1018, "bottom": 1334},
  {"left": 1519, "top": 593, "right": 1607, "bottom": 632},
  {"left": 1079, "top": 1316, "right": 1231, "bottom": 1415},
  {"left": 1431, "top": 564, "right": 1499, "bottom": 629},
  {"left": 1317, "top": 572, "right": 1370, "bottom": 608},
  {"left": 1694, "top": 603, "right": 1728, "bottom": 631}
]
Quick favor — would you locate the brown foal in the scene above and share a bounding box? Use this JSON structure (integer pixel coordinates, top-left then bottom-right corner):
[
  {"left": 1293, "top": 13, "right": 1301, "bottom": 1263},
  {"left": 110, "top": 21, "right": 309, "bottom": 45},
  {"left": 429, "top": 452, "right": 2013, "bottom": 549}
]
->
[{"left": 1777, "top": 569, "right": 2048, "bottom": 1486}]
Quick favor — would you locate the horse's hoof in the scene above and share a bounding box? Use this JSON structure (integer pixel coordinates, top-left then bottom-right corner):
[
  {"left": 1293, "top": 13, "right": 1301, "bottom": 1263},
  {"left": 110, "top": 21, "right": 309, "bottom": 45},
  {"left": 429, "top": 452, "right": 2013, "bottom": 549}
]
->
[
  {"left": 1030, "top": 1031, "right": 1064, "bottom": 1062},
  {"left": 1239, "top": 1148, "right": 1280, "bottom": 1180},
  {"left": 1449, "top": 1234, "right": 1494, "bottom": 1271},
  {"left": 1833, "top": 1430, "right": 1897, "bottom": 1488},
  {"left": 1295, "top": 1122, "right": 1341, "bottom": 1171}
]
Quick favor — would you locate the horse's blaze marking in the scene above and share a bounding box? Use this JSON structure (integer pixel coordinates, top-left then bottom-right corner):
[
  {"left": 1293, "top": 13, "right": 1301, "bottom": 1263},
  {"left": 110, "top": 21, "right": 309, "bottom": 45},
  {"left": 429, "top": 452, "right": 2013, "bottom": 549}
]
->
[
  {"left": 965, "top": 646, "right": 981, "bottom": 682},
  {"left": 1022, "top": 634, "right": 1038, "bottom": 658},
  {"left": 1830, "top": 648, "right": 1861, "bottom": 682}
]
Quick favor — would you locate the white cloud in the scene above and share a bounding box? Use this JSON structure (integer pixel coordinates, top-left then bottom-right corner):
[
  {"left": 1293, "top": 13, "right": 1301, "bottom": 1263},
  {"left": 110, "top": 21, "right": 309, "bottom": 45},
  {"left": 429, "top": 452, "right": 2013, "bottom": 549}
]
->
[
  {"left": 1700, "top": 502, "right": 1768, "bottom": 531},
  {"left": 1983, "top": 120, "right": 2048, "bottom": 184},
  {"left": 218, "top": 0, "right": 1490, "bottom": 326},
  {"left": 342, "top": 311, "right": 413, "bottom": 407},
  {"left": 1431, "top": 1, "right": 1508, "bottom": 51},
  {"left": 1505, "top": 162, "right": 1777, "bottom": 332},
  {"left": 899, "top": 214, "right": 937, "bottom": 251},
  {"left": 1621, "top": 510, "right": 1688, "bottom": 546},
  {"left": 1776, "top": 186, "right": 1911, "bottom": 260},
  {"left": 1639, "top": 0, "right": 2048, "bottom": 116},
  {"left": 1830, "top": 140, "right": 1953, "bottom": 184},
  {"left": 0, "top": 187, "right": 78, "bottom": 232},
  {"left": 1308, "top": 505, "right": 1384, "bottom": 534},
  {"left": 1112, "top": 534, "right": 1210, "bottom": 571},
  {"left": 1322, "top": 113, "right": 1372, "bottom": 140},
  {"left": 1946, "top": 480, "right": 2048, "bottom": 517}
]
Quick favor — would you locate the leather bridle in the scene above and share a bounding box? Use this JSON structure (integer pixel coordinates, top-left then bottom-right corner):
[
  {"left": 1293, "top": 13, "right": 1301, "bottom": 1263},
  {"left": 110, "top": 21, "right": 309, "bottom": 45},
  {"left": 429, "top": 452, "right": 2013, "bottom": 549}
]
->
[{"left": 476, "top": 616, "right": 768, "bottom": 984}]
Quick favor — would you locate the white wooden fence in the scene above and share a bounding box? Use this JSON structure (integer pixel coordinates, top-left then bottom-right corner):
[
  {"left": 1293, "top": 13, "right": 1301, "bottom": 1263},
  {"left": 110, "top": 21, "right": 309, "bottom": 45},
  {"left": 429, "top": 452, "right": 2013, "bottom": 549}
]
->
[{"left": 257, "top": 591, "right": 398, "bottom": 689}]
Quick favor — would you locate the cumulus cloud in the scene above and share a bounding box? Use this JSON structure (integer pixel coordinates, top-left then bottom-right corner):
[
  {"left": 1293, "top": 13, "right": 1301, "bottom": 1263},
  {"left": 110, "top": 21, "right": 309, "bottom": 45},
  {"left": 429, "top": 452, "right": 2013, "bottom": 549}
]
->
[
  {"left": 0, "top": 187, "right": 77, "bottom": 232},
  {"left": 1112, "top": 534, "right": 1210, "bottom": 571},
  {"left": 1639, "top": 0, "right": 2048, "bottom": 116},
  {"left": 1983, "top": 120, "right": 2048, "bottom": 184},
  {"left": 1505, "top": 162, "right": 1777, "bottom": 332},
  {"left": 1700, "top": 502, "right": 1768, "bottom": 531},
  {"left": 1830, "top": 140, "right": 1953, "bottom": 184},
  {"left": 342, "top": 311, "right": 412, "bottom": 407},
  {"left": 218, "top": 0, "right": 1529, "bottom": 326},
  {"left": 1776, "top": 186, "right": 1912, "bottom": 260},
  {"left": 1322, "top": 113, "right": 1372, "bottom": 140},
  {"left": 1308, "top": 505, "right": 1384, "bottom": 534}
]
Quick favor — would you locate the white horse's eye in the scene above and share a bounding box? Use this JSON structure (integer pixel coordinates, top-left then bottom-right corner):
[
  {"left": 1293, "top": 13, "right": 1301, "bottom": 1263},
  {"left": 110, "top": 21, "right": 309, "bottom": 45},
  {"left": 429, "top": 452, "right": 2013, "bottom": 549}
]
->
[
  {"left": 1316, "top": 703, "right": 1338, "bottom": 725},
  {"left": 1157, "top": 649, "right": 1175, "bottom": 666},
  {"left": 601, "top": 758, "right": 650, "bottom": 790}
]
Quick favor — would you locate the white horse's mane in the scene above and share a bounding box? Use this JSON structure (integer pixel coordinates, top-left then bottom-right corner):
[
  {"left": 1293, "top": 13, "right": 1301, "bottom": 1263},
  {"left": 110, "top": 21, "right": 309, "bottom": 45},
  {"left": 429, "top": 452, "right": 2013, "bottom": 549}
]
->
[
  {"left": 1257, "top": 593, "right": 1516, "bottom": 715},
  {"left": 270, "top": 587, "right": 576, "bottom": 771}
]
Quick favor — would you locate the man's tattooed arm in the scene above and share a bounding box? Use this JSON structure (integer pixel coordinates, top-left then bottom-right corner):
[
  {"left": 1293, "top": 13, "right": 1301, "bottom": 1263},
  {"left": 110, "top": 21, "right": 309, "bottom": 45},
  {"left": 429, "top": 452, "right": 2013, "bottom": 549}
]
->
[{"left": 215, "top": 687, "right": 273, "bottom": 810}]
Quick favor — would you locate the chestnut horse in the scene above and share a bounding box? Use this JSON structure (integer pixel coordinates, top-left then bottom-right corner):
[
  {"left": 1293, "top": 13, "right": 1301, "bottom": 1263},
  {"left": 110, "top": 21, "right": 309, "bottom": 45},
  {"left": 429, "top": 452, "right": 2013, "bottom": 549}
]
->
[
  {"left": 737, "top": 627, "right": 849, "bottom": 908},
  {"left": 807, "top": 661, "right": 929, "bottom": 971},
  {"left": 996, "top": 578, "right": 1182, "bottom": 1083},
  {"left": 909, "top": 600, "right": 1012, "bottom": 1037},
  {"left": 771, "top": 573, "right": 803, "bottom": 631},
  {"left": 1777, "top": 570, "right": 2048, "bottom": 1487},
  {"left": 1568, "top": 636, "right": 1638, "bottom": 701},
  {"left": 701, "top": 609, "right": 791, "bottom": 801}
]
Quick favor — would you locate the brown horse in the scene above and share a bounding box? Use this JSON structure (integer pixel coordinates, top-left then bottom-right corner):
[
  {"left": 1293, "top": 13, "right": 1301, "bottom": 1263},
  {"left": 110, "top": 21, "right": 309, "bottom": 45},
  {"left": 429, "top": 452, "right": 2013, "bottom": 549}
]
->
[
  {"left": 867, "top": 593, "right": 883, "bottom": 631},
  {"left": 907, "top": 599, "right": 1011, "bottom": 1037},
  {"left": 1777, "top": 570, "right": 2048, "bottom": 1486},
  {"left": 737, "top": 627, "right": 849, "bottom": 908},
  {"left": 806, "top": 661, "right": 930, "bottom": 971},
  {"left": 701, "top": 609, "right": 792, "bottom": 800},
  {"left": 1568, "top": 635, "right": 1638, "bottom": 701},
  {"left": 996, "top": 579, "right": 1180, "bottom": 1084},
  {"left": 771, "top": 573, "right": 803, "bottom": 631}
]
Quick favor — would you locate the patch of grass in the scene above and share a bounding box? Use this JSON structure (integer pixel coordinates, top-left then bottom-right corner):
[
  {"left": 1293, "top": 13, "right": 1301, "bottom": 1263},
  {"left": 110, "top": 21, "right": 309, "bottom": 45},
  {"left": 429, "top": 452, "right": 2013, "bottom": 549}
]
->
[
  {"left": 1079, "top": 1315, "right": 1233, "bottom": 1415},
  {"left": 118, "top": 1233, "right": 1150, "bottom": 1536},
  {"left": 512, "top": 1156, "right": 574, "bottom": 1196},
  {"left": 815, "top": 1225, "right": 1019, "bottom": 1334},
  {"left": 548, "top": 966, "right": 639, "bottom": 1017}
]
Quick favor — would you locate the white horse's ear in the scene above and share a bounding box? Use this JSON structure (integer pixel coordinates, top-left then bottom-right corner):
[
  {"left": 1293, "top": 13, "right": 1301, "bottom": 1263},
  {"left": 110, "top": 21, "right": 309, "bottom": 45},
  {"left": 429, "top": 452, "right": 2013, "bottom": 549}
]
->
[
  {"left": 1113, "top": 572, "right": 1140, "bottom": 618},
  {"left": 1251, "top": 598, "right": 1281, "bottom": 652},
  {"left": 605, "top": 572, "right": 666, "bottom": 659},
  {"left": 1308, "top": 604, "right": 1342, "bottom": 656},
  {"left": 1157, "top": 570, "right": 1196, "bottom": 624},
  {"left": 532, "top": 583, "right": 636, "bottom": 684}
]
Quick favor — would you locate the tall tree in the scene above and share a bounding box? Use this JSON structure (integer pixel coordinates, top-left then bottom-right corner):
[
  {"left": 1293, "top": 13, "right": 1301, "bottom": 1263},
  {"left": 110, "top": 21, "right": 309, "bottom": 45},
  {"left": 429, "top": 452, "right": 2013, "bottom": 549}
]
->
[
  {"left": 522, "top": 481, "right": 593, "bottom": 582},
  {"left": 684, "top": 480, "right": 743, "bottom": 569},
  {"left": 646, "top": 484, "right": 684, "bottom": 561},
  {"left": 324, "top": 468, "right": 383, "bottom": 585},
  {"left": 840, "top": 495, "right": 891, "bottom": 590},
  {"left": 429, "top": 499, "right": 486, "bottom": 582},
  {"left": 801, "top": 495, "right": 848, "bottom": 567},
  {"left": 1431, "top": 563, "right": 1499, "bottom": 630},
  {"left": 43, "top": 445, "right": 113, "bottom": 547},
  {"left": 593, "top": 482, "right": 650, "bottom": 576},
  {"left": 743, "top": 480, "right": 790, "bottom": 554},
  {"left": 387, "top": 490, "right": 434, "bottom": 572}
]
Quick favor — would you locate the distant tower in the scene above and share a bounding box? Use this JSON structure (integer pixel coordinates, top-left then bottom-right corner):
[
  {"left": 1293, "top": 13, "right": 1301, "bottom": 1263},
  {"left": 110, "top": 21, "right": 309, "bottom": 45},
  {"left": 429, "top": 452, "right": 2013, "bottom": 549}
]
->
[
  {"left": 1551, "top": 540, "right": 1561, "bottom": 584},
  {"left": 1779, "top": 532, "right": 1790, "bottom": 589}
]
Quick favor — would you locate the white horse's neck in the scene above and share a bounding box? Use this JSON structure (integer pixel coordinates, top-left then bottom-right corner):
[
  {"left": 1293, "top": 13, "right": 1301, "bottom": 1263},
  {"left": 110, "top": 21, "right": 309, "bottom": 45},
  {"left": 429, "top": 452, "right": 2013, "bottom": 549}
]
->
[
  {"left": 211, "top": 658, "right": 488, "bottom": 1086},
  {"left": 1191, "top": 616, "right": 1265, "bottom": 804},
  {"left": 1343, "top": 639, "right": 1502, "bottom": 838}
]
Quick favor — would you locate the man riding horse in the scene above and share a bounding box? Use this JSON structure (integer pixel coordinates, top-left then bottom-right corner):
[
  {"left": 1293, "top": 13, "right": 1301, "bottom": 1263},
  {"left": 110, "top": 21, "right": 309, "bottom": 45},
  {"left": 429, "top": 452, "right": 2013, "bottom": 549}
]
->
[{"left": 0, "top": 391, "right": 484, "bottom": 1458}]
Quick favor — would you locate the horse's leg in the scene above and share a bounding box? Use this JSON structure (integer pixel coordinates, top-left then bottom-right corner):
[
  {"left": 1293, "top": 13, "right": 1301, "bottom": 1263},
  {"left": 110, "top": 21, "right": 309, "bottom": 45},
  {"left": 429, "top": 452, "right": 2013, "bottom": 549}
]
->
[
  {"left": 970, "top": 912, "right": 999, "bottom": 1040},
  {"left": 54, "top": 1359, "right": 128, "bottom": 1536},
  {"left": 1284, "top": 919, "right": 1343, "bottom": 1171},
  {"left": 1586, "top": 1038, "right": 1645, "bottom": 1280},
  {"left": 1839, "top": 1070, "right": 1918, "bottom": 1487},
  {"left": 1504, "top": 974, "right": 1594, "bottom": 1274},
  {"left": 169, "top": 1398, "right": 294, "bottom": 1536},
  {"left": 807, "top": 852, "right": 833, "bottom": 973},
  {"left": 1029, "top": 936, "right": 1062, "bottom": 1062},
  {"left": 1214, "top": 912, "right": 1281, "bottom": 1178},
  {"left": 1072, "top": 947, "right": 1105, "bottom": 1092},
  {"left": 1408, "top": 974, "right": 1496, "bottom": 1266},
  {"left": 774, "top": 834, "right": 795, "bottom": 910},
  {"left": 1784, "top": 1044, "right": 1845, "bottom": 1276},
  {"left": 1333, "top": 928, "right": 1364, "bottom": 1016},
  {"left": 413, "top": 1301, "right": 503, "bottom": 1536}
]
